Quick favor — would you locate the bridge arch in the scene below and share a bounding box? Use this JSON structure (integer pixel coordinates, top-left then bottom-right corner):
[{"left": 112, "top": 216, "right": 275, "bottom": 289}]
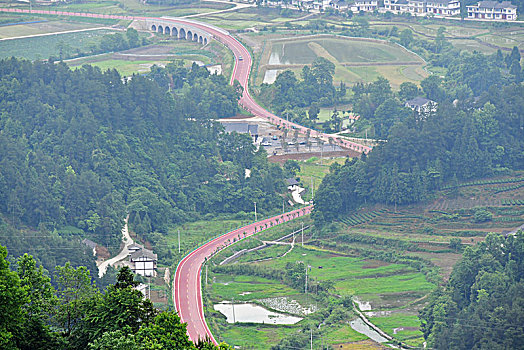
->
[{"left": 147, "top": 20, "right": 211, "bottom": 46}]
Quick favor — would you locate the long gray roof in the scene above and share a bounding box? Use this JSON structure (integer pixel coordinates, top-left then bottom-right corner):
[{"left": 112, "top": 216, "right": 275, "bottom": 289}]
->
[
  {"left": 130, "top": 249, "right": 157, "bottom": 261},
  {"left": 222, "top": 122, "right": 259, "bottom": 135},
  {"left": 406, "top": 96, "right": 432, "bottom": 107},
  {"left": 475, "top": 1, "right": 517, "bottom": 8}
]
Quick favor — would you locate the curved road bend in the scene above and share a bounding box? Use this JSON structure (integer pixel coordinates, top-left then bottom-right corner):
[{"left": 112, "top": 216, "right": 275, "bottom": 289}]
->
[{"left": 175, "top": 205, "right": 312, "bottom": 344}]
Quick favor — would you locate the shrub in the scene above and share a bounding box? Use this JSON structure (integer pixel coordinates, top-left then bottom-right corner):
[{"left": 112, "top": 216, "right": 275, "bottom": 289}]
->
[{"left": 473, "top": 208, "right": 492, "bottom": 223}]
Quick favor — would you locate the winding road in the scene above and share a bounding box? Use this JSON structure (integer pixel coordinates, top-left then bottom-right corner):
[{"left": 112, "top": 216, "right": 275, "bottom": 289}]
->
[{"left": 0, "top": 7, "right": 369, "bottom": 343}]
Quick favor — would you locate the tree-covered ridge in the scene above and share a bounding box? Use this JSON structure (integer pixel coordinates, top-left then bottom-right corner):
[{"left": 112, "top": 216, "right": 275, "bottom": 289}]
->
[
  {"left": 0, "top": 58, "right": 285, "bottom": 249},
  {"left": 313, "top": 49, "right": 524, "bottom": 222},
  {"left": 419, "top": 232, "right": 524, "bottom": 349},
  {"left": 0, "top": 246, "right": 231, "bottom": 350}
]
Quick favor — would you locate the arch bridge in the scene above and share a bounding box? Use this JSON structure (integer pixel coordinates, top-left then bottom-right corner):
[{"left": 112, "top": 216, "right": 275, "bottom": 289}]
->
[{"left": 147, "top": 19, "right": 210, "bottom": 45}]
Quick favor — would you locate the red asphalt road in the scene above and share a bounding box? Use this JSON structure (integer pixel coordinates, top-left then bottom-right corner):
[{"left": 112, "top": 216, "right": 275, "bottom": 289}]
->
[
  {"left": 0, "top": 8, "right": 367, "bottom": 343},
  {"left": 174, "top": 206, "right": 312, "bottom": 344}
]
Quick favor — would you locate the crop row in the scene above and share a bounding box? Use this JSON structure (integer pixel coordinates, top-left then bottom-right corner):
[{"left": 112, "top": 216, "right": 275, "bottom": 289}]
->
[
  {"left": 493, "top": 183, "right": 524, "bottom": 194},
  {"left": 501, "top": 199, "right": 524, "bottom": 206},
  {"left": 494, "top": 216, "right": 523, "bottom": 222},
  {"left": 442, "top": 177, "right": 524, "bottom": 190},
  {"left": 339, "top": 209, "right": 386, "bottom": 226}
]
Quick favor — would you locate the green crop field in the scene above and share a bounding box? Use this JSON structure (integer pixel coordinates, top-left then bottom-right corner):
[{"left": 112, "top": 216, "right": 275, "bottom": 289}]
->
[
  {"left": 217, "top": 325, "right": 296, "bottom": 350},
  {"left": 0, "top": 28, "right": 116, "bottom": 60},
  {"left": 211, "top": 274, "right": 298, "bottom": 301},
  {"left": 370, "top": 313, "right": 425, "bottom": 347},
  {"left": 259, "top": 35, "right": 427, "bottom": 88}
]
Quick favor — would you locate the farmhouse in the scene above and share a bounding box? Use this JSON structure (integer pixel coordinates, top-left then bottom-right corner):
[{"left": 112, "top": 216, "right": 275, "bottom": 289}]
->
[
  {"left": 82, "top": 239, "right": 97, "bottom": 256},
  {"left": 130, "top": 248, "right": 158, "bottom": 277},
  {"left": 384, "top": 0, "right": 459, "bottom": 16},
  {"left": 350, "top": 0, "right": 379, "bottom": 12},
  {"left": 467, "top": 1, "right": 517, "bottom": 20},
  {"left": 405, "top": 96, "right": 438, "bottom": 114}
]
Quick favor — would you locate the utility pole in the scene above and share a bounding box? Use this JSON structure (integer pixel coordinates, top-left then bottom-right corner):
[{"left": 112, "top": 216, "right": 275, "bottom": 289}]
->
[
  {"left": 310, "top": 327, "right": 313, "bottom": 350},
  {"left": 205, "top": 265, "right": 208, "bottom": 287},
  {"left": 311, "top": 176, "right": 314, "bottom": 200},
  {"left": 232, "top": 297, "right": 236, "bottom": 323},
  {"left": 305, "top": 263, "right": 308, "bottom": 294},
  {"left": 178, "top": 229, "right": 181, "bottom": 253},
  {"left": 254, "top": 202, "right": 257, "bottom": 222},
  {"left": 282, "top": 199, "right": 284, "bottom": 214},
  {"left": 301, "top": 223, "right": 304, "bottom": 247}
]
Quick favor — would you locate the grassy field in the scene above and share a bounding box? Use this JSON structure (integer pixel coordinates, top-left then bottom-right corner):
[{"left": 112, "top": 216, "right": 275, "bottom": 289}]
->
[
  {"left": 211, "top": 274, "right": 298, "bottom": 302},
  {"left": 0, "top": 28, "right": 116, "bottom": 60}
]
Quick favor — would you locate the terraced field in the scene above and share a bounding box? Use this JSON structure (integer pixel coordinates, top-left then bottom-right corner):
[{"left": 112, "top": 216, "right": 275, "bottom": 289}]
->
[{"left": 259, "top": 35, "right": 427, "bottom": 88}]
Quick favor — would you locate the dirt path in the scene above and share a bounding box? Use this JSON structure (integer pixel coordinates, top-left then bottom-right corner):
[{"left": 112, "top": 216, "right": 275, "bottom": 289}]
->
[
  {"left": 183, "top": 0, "right": 253, "bottom": 18},
  {"left": 97, "top": 217, "right": 133, "bottom": 278}
]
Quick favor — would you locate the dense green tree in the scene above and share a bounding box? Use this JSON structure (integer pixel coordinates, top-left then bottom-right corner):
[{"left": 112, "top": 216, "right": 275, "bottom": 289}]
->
[
  {"left": 0, "top": 245, "right": 27, "bottom": 350},
  {"left": 420, "top": 232, "right": 524, "bottom": 349},
  {"left": 15, "top": 254, "right": 60, "bottom": 350},
  {"left": 55, "top": 263, "right": 97, "bottom": 336}
]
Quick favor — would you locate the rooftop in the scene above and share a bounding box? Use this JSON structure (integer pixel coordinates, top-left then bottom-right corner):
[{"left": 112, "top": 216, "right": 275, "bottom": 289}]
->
[
  {"left": 221, "top": 122, "right": 259, "bottom": 135},
  {"left": 406, "top": 96, "right": 433, "bottom": 107},
  {"left": 82, "top": 239, "right": 97, "bottom": 249},
  {"left": 475, "top": 1, "right": 517, "bottom": 8},
  {"left": 130, "top": 248, "right": 158, "bottom": 261}
]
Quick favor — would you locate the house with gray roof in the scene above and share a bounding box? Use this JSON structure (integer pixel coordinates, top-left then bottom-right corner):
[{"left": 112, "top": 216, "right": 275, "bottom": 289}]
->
[
  {"left": 130, "top": 248, "right": 158, "bottom": 277},
  {"left": 467, "top": 1, "right": 517, "bottom": 20},
  {"left": 405, "top": 97, "right": 438, "bottom": 114}
]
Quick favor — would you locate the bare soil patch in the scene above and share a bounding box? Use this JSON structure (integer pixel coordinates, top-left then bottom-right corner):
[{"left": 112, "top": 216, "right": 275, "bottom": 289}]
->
[
  {"left": 362, "top": 260, "right": 390, "bottom": 269},
  {"left": 269, "top": 150, "right": 360, "bottom": 164},
  {"left": 336, "top": 339, "right": 388, "bottom": 349}
]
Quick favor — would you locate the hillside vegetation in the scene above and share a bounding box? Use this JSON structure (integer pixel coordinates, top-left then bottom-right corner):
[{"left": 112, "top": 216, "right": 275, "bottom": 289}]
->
[{"left": 0, "top": 58, "right": 285, "bottom": 272}]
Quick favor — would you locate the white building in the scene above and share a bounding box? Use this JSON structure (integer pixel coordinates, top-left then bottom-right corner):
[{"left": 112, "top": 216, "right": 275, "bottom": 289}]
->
[
  {"left": 351, "top": 0, "right": 379, "bottom": 12},
  {"left": 467, "top": 1, "right": 518, "bottom": 20},
  {"left": 426, "top": 0, "right": 460, "bottom": 15},
  {"left": 130, "top": 248, "right": 157, "bottom": 277},
  {"left": 384, "top": 0, "right": 460, "bottom": 16},
  {"left": 405, "top": 96, "right": 438, "bottom": 114}
]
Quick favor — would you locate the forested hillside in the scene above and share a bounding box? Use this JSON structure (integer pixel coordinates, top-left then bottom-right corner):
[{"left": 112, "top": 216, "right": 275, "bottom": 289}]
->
[
  {"left": 0, "top": 58, "right": 285, "bottom": 270},
  {"left": 0, "top": 247, "right": 232, "bottom": 350},
  {"left": 314, "top": 48, "right": 524, "bottom": 222},
  {"left": 419, "top": 232, "right": 524, "bottom": 349}
]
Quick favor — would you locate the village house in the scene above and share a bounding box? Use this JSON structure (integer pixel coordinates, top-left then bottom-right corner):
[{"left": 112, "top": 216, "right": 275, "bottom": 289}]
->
[
  {"left": 384, "top": 0, "right": 460, "bottom": 16},
  {"left": 405, "top": 96, "right": 438, "bottom": 114},
  {"left": 330, "top": 0, "right": 350, "bottom": 11},
  {"left": 82, "top": 239, "right": 97, "bottom": 256},
  {"left": 130, "top": 248, "right": 158, "bottom": 277},
  {"left": 347, "top": 0, "right": 379, "bottom": 12},
  {"left": 467, "top": 1, "right": 518, "bottom": 20}
]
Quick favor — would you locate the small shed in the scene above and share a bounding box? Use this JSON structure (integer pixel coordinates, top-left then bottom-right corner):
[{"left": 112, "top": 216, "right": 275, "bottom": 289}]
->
[{"left": 82, "top": 239, "right": 97, "bottom": 256}]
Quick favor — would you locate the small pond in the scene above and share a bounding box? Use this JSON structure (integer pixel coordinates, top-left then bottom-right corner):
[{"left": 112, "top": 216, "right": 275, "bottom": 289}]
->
[{"left": 214, "top": 302, "right": 303, "bottom": 324}]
